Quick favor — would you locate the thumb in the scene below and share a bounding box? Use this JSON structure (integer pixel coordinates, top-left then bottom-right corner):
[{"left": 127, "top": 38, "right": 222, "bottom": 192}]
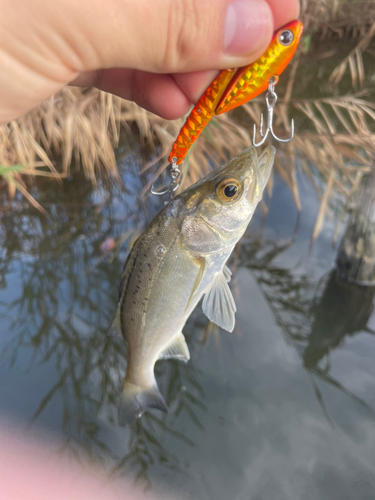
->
[
  {"left": 0, "top": 0, "right": 278, "bottom": 123},
  {"left": 75, "top": 0, "right": 274, "bottom": 73},
  {"left": 42, "top": 0, "right": 274, "bottom": 74}
]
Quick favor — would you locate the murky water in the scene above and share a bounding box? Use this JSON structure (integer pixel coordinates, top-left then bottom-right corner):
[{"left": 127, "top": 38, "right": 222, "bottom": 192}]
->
[{"left": 1, "top": 135, "right": 375, "bottom": 499}]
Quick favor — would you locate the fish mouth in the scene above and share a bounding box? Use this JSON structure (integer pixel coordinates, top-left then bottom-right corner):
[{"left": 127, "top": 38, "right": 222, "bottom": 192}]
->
[
  {"left": 224, "top": 147, "right": 258, "bottom": 178},
  {"left": 246, "top": 146, "right": 276, "bottom": 204},
  {"left": 246, "top": 176, "right": 259, "bottom": 204}
]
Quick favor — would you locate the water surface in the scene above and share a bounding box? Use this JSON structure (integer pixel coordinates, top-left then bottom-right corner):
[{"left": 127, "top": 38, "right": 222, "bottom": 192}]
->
[{"left": 1, "top": 142, "right": 375, "bottom": 499}]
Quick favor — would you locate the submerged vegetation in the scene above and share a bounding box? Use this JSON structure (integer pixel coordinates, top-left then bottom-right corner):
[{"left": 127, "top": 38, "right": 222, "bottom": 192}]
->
[{"left": 0, "top": 0, "right": 374, "bottom": 239}]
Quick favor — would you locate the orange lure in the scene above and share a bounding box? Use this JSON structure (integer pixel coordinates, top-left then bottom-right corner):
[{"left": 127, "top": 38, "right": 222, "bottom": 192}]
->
[{"left": 168, "top": 19, "right": 303, "bottom": 165}]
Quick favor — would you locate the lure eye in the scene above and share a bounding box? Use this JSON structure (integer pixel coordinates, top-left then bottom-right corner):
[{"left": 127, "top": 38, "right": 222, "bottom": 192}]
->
[
  {"left": 216, "top": 178, "right": 242, "bottom": 203},
  {"left": 279, "top": 29, "right": 294, "bottom": 46}
]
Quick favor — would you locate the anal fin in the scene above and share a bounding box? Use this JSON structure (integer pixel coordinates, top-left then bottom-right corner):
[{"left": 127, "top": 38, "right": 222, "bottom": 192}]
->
[{"left": 158, "top": 333, "right": 190, "bottom": 362}]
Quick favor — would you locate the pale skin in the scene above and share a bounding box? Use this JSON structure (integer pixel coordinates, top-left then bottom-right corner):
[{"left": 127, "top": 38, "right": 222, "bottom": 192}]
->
[
  {"left": 0, "top": 0, "right": 299, "bottom": 124},
  {"left": 0, "top": 0, "right": 299, "bottom": 497}
]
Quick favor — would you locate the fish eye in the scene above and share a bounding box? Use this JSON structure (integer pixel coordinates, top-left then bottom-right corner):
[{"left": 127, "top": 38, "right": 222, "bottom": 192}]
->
[
  {"left": 216, "top": 178, "right": 242, "bottom": 204},
  {"left": 279, "top": 29, "right": 294, "bottom": 46},
  {"left": 224, "top": 184, "right": 237, "bottom": 197}
]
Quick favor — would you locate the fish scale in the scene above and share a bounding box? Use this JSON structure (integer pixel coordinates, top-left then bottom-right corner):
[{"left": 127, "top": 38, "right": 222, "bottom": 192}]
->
[{"left": 119, "top": 214, "right": 192, "bottom": 378}]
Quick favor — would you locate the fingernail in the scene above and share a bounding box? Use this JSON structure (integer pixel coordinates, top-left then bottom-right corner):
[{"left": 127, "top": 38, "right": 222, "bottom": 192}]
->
[{"left": 224, "top": 0, "right": 272, "bottom": 56}]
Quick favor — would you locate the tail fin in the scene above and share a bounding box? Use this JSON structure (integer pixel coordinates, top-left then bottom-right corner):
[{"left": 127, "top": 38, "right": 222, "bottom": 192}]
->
[{"left": 118, "top": 380, "right": 168, "bottom": 426}]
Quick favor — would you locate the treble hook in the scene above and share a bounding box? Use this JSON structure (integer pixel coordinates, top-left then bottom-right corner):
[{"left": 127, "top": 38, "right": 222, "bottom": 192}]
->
[
  {"left": 150, "top": 157, "right": 181, "bottom": 198},
  {"left": 252, "top": 76, "right": 294, "bottom": 147}
]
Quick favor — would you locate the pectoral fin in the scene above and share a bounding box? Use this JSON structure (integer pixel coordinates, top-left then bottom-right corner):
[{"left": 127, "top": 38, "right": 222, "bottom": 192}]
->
[
  {"left": 158, "top": 333, "right": 190, "bottom": 362},
  {"left": 202, "top": 270, "right": 236, "bottom": 332},
  {"left": 223, "top": 265, "right": 232, "bottom": 282},
  {"left": 186, "top": 257, "right": 205, "bottom": 310}
]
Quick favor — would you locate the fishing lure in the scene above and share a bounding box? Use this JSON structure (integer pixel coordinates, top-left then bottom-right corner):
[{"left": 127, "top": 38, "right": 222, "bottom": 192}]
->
[
  {"left": 151, "top": 20, "right": 303, "bottom": 196},
  {"left": 169, "top": 19, "right": 303, "bottom": 165}
]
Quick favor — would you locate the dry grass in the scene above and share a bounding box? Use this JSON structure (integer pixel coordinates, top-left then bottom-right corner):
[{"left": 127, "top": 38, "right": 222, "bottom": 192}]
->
[
  {"left": 0, "top": 0, "right": 374, "bottom": 240},
  {"left": 301, "top": 0, "right": 375, "bottom": 39},
  {"left": 0, "top": 88, "right": 121, "bottom": 179},
  {"left": 0, "top": 88, "right": 125, "bottom": 210}
]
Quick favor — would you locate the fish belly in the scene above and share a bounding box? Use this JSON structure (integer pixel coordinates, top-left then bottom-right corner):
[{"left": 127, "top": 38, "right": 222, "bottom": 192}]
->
[{"left": 119, "top": 214, "right": 200, "bottom": 383}]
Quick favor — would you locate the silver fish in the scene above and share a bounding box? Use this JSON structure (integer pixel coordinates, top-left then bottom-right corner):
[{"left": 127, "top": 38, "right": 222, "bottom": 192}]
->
[{"left": 116, "top": 146, "right": 275, "bottom": 425}]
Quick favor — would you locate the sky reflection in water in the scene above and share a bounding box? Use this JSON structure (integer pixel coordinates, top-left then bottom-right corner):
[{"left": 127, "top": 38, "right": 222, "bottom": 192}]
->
[{"left": 0, "top": 150, "right": 375, "bottom": 500}]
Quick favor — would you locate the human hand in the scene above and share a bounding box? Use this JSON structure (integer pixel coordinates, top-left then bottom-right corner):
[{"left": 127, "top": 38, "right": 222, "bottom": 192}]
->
[
  {"left": 0, "top": 424, "right": 158, "bottom": 500},
  {"left": 0, "top": 0, "right": 299, "bottom": 125}
]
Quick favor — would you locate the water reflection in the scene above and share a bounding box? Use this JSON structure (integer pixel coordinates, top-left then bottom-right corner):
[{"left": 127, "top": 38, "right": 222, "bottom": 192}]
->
[
  {"left": 238, "top": 236, "right": 375, "bottom": 421},
  {"left": 305, "top": 271, "right": 375, "bottom": 369},
  {"left": 1, "top": 161, "right": 375, "bottom": 493},
  {"left": 0, "top": 157, "right": 208, "bottom": 486}
]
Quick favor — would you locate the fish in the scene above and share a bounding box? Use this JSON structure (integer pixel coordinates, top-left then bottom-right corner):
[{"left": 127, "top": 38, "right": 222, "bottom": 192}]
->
[
  {"left": 168, "top": 19, "right": 303, "bottom": 165},
  {"left": 117, "top": 146, "right": 275, "bottom": 425}
]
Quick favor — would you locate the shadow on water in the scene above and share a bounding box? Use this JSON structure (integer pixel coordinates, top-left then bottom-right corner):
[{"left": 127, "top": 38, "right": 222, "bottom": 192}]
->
[
  {"left": 238, "top": 235, "right": 375, "bottom": 424},
  {"left": 305, "top": 272, "right": 375, "bottom": 368},
  {"left": 2, "top": 154, "right": 375, "bottom": 490}
]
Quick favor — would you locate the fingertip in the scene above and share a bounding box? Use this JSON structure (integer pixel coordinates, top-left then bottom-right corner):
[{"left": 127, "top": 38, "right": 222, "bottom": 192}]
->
[
  {"left": 172, "top": 70, "right": 220, "bottom": 104},
  {"left": 75, "top": 69, "right": 191, "bottom": 120},
  {"left": 223, "top": 0, "right": 273, "bottom": 58},
  {"left": 131, "top": 72, "right": 191, "bottom": 120},
  {"left": 266, "top": 0, "right": 301, "bottom": 30}
]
